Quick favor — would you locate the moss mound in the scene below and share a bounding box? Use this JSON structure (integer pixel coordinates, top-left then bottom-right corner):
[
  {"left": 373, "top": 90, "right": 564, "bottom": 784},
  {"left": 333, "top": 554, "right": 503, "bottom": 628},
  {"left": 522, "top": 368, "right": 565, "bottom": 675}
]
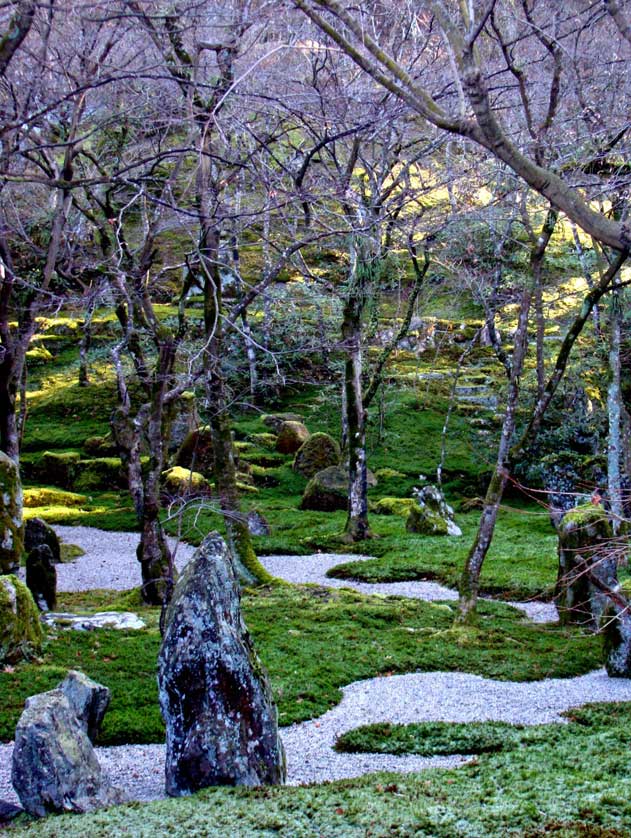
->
[
  {"left": 372, "top": 497, "right": 419, "bottom": 517},
  {"left": 293, "top": 432, "right": 341, "bottom": 479}
]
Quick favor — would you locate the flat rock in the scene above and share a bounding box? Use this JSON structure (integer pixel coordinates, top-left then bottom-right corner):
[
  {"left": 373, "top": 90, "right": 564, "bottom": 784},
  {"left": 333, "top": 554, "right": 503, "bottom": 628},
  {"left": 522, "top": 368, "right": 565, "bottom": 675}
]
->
[{"left": 41, "top": 611, "right": 146, "bottom": 631}]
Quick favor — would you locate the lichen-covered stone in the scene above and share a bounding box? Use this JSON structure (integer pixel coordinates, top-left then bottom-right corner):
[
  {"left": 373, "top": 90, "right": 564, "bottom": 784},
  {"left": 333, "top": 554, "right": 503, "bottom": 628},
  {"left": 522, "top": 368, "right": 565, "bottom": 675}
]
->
[
  {"left": 0, "top": 450, "right": 23, "bottom": 573},
  {"left": 41, "top": 611, "right": 145, "bottom": 631},
  {"left": 24, "top": 517, "right": 61, "bottom": 564},
  {"left": 248, "top": 509, "right": 270, "bottom": 536},
  {"left": 161, "top": 466, "right": 211, "bottom": 498},
  {"left": 0, "top": 575, "right": 43, "bottom": 664},
  {"left": 602, "top": 603, "right": 631, "bottom": 677},
  {"left": 406, "top": 483, "right": 462, "bottom": 537},
  {"left": 158, "top": 532, "right": 285, "bottom": 796},
  {"left": 276, "top": 421, "right": 310, "bottom": 455},
  {"left": 300, "top": 466, "right": 377, "bottom": 512},
  {"left": 26, "top": 544, "right": 57, "bottom": 611},
  {"left": 59, "top": 670, "right": 110, "bottom": 742},
  {"left": 11, "top": 689, "right": 125, "bottom": 816},
  {"left": 293, "top": 432, "right": 341, "bottom": 479},
  {"left": 174, "top": 426, "right": 215, "bottom": 475},
  {"left": 261, "top": 413, "right": 302, "bottom": 433},
  {"left": 556, "top": 503, "right": 616, "bottom": 629},
  {"left": 373, "top": 497, "right": 419, "bottom": 517}
]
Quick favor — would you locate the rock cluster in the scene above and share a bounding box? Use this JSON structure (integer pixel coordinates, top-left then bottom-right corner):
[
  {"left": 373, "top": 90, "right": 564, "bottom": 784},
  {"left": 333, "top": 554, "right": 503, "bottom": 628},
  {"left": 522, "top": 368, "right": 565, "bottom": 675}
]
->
[{"left": 11, "top": 671, "right": 123, "bottom": 817}]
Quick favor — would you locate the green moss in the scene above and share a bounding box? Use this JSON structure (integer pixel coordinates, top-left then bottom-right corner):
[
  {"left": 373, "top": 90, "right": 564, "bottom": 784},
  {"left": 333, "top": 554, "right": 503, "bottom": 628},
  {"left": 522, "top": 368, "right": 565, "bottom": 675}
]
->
[
  {"left": 0, "top": 575, "right": 43, "bottom": 664},
  {"left": 562, "top": 503, "right": 611, "bottom": 531},
  {"left": 372, "top": 497, "right": 419, "bottom": 517},
  {"left": 250, "top": 432, "right": 278, "bottom": 450},
  {"left": 58, "top": 543, "right": 85, "bottom": 562},
  {"left": 23, "top": 487, "right": 88, "bottom": 509},
  {"left": 161, "top": 466, "right": 210, "bottom": 496},
  {"left": 74, "top": 457, "right": 127, "bottom": 492}
]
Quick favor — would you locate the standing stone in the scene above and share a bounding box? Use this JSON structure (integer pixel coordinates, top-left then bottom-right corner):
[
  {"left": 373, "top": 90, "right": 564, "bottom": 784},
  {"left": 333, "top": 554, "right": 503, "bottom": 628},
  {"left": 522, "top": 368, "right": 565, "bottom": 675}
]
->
[
  {"left": 174, "top": 427, "right": 215, "bottom": 475},
  {"left": 0, "top": 575, "right": 43, "bottom": 665},
  {"left": 556, "top": 504, "right": 616, "bottom": 629},
  {"left": 26, "top": 544, "right": 57, "bottom": 611},
  {"left": 0, "top": 451, "right": 23, "bottom": 573},
  {"left": 24, "top": 517, "right": 61, "bottom": 564},
  {"left": 247, "top": 509, "right": 271, "bottom": 536},
  {"left": 603, "top": 603, "right": 631, "bottom": 677},
  {"left": 59, "top": 670, "right": 110, "bottom": 742},
  {"left": 11, "top": 689, "right": 124, "bottom": 816},
  {"left": 168, "top": 392, "right": 199, "bottom": 453},
  {"left": 158, "top": 532, "right": 285, "bottom": 796},
  {"left": 407, "top": 483, "right": 462, "bottom": 537}
]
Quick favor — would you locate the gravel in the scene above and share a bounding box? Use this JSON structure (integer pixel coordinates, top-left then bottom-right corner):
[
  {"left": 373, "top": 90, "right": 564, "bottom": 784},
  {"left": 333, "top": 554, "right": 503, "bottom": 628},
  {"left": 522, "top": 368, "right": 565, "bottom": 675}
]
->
[{"left": 1, "top": 524, "right": 622, "bottom": 808}]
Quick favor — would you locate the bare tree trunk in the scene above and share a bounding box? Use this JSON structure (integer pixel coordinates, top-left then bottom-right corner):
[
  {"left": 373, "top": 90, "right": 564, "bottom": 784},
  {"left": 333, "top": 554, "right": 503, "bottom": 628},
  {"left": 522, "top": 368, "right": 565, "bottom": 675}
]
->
[
  {"left": 607, "top": 282, "right": 624, "bottom": 534},
  {"left": 458, "top": 208, "right": 557, "bottom": 622}
]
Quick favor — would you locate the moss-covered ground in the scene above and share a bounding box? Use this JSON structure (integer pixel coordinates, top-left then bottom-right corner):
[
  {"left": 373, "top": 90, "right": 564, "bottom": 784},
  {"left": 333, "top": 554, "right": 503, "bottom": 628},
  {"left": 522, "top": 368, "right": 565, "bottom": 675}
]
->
[{"left": 8, "top": 703, "right": 631, "bottom": 836}]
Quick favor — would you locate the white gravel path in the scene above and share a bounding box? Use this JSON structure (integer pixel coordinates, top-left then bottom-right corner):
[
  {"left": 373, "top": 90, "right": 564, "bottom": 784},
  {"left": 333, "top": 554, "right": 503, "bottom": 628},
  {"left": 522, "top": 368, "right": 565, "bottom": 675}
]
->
[{"left": 1, "top": 524, "right": 627, "bottom": 807}]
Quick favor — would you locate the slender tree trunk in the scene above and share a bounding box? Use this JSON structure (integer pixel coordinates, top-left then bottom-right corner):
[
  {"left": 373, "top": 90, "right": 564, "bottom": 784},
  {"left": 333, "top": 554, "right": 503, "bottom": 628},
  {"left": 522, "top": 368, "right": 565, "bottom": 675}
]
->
[
  {"left": 458, "top": 208, "right": 557, "bottom": 622},
  {"left": 607, "top": 282, "right": 623, "bottom": 534}
]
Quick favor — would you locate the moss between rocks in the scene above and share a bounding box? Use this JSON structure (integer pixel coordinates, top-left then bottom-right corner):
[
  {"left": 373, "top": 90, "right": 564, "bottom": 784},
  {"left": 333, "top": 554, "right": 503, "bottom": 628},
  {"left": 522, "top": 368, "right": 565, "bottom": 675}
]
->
[{"left": 0, "top": 575, "right": 43, "bottom": 664}]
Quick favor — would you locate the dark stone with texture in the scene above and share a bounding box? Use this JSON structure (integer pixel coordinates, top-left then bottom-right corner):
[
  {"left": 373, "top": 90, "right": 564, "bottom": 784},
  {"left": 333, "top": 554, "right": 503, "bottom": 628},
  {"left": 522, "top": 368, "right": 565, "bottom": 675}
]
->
[
  {"left": 158, "top": 532, "right": 285, "bottom": 796},
  {"left": 59, "top": 670, "right": 110, "bottom": 742},
  {"left": 293, "top": 433, "right": 341, "bottom": 479},
  {"left": 300, "top": 466, "right": 377, "bottom": 512},
  {"left": 0, "top": 800, "right": 23, "bottom": 823},
  {"left": 26, "top": 544, "right": 57, "bottom": 611},
  {"left": 174, "top": 427, "right": 215, "bottom": 475},
  {"left": 11, "top": 689, "right": 125, "bottom": 816},
  {"left": 603, "top": 604, "right": 631, "bottom": 677},
  {"left": 24, "top": 517, "right": 61, "bottom": 564}
]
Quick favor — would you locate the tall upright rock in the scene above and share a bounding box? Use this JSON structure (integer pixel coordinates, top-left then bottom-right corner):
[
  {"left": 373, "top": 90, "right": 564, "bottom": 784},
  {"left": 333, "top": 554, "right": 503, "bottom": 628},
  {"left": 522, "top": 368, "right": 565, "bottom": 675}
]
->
[
  {"left": 0, "top": 451, "right": 23, "bottom": 573},
  {"left": 158, "top": 532, "right": 285, "bottom": 797}
]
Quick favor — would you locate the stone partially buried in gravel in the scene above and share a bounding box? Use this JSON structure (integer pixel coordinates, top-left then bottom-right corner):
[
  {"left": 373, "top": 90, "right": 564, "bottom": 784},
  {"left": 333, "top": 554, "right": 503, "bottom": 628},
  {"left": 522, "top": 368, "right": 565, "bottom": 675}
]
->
[
  {"left": 158, "top": 532, "right": 285, "bottom": 796},
  {"left": 293, "top": 432, "right": 341, "bottom": 479},
  {"left": 11, "top": 689, "right": 125, "bottom": 816}
]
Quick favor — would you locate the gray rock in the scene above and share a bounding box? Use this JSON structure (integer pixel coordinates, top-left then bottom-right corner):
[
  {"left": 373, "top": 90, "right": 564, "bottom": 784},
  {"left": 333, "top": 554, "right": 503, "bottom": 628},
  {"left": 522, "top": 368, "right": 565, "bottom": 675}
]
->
[
  {"left": 408, "top": 483, "right": 462, "bottom": 537},
  {"left": 40, "top": 611, "right": 146, "bottom": 631},
  {"left": 261, "top": 413, "right": 303, "bottom": 433},
  {"left": 247, "top": 509, "right": 270, "bottom": 537},
  {"left": 24, "top": 518, "right": 61, "bottom": 564},
  {"left": 59, "top": 670, "right": 110, "bottom": 742},
  {"left": 603, "top": 604, "right": 631, "bottom": 677},
  {"left": 0, "top": 451, "right": 23, "bottom": 574},
  {"left": 158, "top": 532, "right": 285, "bottom": 796},
  {"left": 26, "top": 544, "right": 57, "bottom": 611},
  {"left": 168, "top": 392, "right": 199, "bottom": 454},
  {"left": 11, "top": 689, "right": 125, "bottom": 816}
]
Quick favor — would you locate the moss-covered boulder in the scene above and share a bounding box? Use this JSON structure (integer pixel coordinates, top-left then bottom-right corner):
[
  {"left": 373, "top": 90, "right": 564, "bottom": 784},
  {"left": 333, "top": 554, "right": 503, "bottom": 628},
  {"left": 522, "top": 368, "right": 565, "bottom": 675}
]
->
[
  {"left": 23, "top": 487, "right": 87, "bottom": 509},
  {"left": 0, "top": 450, "right": 23, "bottom": 573},
  {"left": 83, "top": 434, "right": 119, "bottom": 457},
  {"left": 556, "top": 503, "right": 616, "bottom": 629},
  {"left": 174, "top": 426, "right": 215, "bottom": 476},
  {"left": 406, "top": 484, "right": 462, "bottom": 537},
  {"left": 373, "top": 497, "right": 420, "bottom": 517},
  {"left": 0, "top": 575, "right": 43, "bottom": 664},
  {"left": 262, "top": 413, "right": 303, "bottom": 433},
  {"left": 293, "top": 433, "right": 341, "bottom": 479},
  {"left": 74, "top": 458, "right": 127, "bottom": 492},
  {"left": 300, "top": 466, "right": 377, "bottom": 512},
  {"left": 161, "top": 467, "right": 211, "bottom": 498},
  {"left": 276, "top": 421, "right": 310, "bottom": 455},
  {"left": 35, "top": 451, "right": 80, "bottom": 490},
  {"left": 406, "top": 504, "right": 449, "bottom": 535}
]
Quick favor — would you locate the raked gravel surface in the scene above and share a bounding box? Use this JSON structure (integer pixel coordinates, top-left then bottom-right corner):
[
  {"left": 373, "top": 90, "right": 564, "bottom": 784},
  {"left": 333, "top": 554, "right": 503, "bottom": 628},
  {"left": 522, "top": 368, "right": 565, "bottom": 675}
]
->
[{"left": 1, "top": 524, "right": 627, "bottom": 807}]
